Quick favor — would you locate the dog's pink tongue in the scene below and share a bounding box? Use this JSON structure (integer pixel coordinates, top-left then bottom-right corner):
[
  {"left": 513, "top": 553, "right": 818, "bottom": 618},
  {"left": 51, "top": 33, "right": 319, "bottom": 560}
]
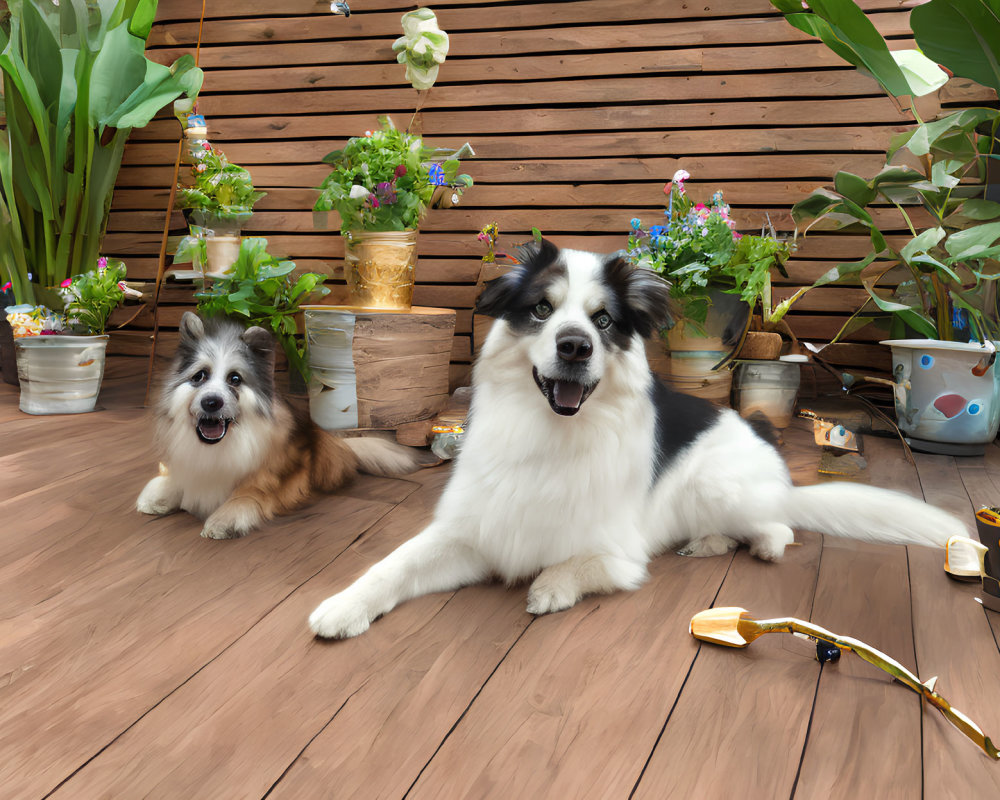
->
[
  {"left": 199, "top": 419, "right": 226, "bottom": 440},
  {"left": 554, "top": 380, "right": 584, "bottom": 409}
]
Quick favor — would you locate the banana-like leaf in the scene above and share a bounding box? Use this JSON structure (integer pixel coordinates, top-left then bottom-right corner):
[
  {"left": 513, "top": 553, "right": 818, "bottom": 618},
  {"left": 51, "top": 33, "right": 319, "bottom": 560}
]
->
[
  {"left": 901, "top": 227, "right": 946, "bottom": 262},
  {"left": 912, "top": 0, "right": 1000, "bottom": 96},
  {"left": 770, "top": 0, "right": 945, "bottom": 97},
  {"left": 945, "top": 220, "right": 1000, "bottom": 260}
]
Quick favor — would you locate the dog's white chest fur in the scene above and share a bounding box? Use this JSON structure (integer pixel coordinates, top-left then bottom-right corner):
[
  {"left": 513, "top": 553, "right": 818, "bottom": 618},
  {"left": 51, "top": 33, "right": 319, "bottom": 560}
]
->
[{"left": 439, "top": 331, "right": 656, "bottom": 580}]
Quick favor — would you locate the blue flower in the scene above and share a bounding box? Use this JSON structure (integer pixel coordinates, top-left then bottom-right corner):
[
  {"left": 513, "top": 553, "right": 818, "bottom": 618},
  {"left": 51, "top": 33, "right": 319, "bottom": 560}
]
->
[
  {"left": 648, "top": 225, "right": 665, "bottom": 237},
  {"left": 428, "top": 163, "right": 446, "bottom": 185}
]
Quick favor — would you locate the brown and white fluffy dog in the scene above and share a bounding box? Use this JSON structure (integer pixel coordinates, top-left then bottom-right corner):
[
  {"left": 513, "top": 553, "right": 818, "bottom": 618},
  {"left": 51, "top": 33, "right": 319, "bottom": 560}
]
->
[{"left": 137, "top": 312, "right": 419, "bottom": 539}]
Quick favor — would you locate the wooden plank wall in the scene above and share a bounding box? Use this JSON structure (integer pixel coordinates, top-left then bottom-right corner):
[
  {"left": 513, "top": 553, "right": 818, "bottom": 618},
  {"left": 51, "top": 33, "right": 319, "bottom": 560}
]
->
[{"left": 106, "top": 0, "right": 989, "bottom": 388}]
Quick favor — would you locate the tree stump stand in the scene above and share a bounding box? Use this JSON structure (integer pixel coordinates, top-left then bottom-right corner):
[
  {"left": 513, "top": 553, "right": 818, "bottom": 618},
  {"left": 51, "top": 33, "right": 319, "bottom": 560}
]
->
[{"left": 304, "top": 305, "right": 456, "bottom": 432}]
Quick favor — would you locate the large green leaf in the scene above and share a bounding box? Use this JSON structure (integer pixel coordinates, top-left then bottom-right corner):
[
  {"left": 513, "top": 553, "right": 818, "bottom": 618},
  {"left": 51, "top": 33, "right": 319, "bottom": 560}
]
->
[
  {"left": 901, "top": 226, "right": 946, "bottom": 262},
  {"left": 771, "top": 0, "right": 944, "bottom": 97},
  {"left": 912, "top": 0, "right": 1000, "bottom": 96},
  {"left": 945, "top": 220, "right": 1000, "bottom": 259}
]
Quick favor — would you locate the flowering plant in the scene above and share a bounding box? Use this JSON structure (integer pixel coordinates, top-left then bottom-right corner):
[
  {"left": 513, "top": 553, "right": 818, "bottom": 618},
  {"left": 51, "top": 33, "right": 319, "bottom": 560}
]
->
[
  {"left": 5, "top": 257, "right": 140, "bottom": 337},
  {"left": 627, "top": 170, "right": 793, "bottom": 328},
  {"left": 314, "top": 117, "right": 472, "bottom": 236},
  {"left": 177, "top": 146, "right": 266, "bottom": 232}
]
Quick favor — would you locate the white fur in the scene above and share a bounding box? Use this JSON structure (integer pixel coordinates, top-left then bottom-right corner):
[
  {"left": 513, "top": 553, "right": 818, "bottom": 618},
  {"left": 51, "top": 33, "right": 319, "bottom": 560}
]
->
[{"left": 309, "top": 249, "right": 966, "bottom": 639}]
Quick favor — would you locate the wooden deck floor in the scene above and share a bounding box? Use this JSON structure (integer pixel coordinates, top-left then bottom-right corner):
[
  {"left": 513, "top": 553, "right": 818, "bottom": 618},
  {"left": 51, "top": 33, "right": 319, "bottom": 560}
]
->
[{"left": 3, "top": 358, "right": 1000, "bottom": 799}]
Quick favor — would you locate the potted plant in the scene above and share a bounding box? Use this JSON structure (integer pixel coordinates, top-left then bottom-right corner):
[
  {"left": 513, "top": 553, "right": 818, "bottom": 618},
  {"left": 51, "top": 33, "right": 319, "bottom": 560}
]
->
[
  {"left": 777, "top": 0, "right": 1000, "bottom": 453},
  {"left": 313, "top": 117, "right": 472, "bottom": 310},
  {"left": 0, "top": 0, "right": 202, "bottom": 309},
  {"left": 188, "top": 237, "right": 330, "bottom": 387},
  {"left": 626, "top": 171, "right": 793, "bottom": 404},
  {"left": 7, "top": 257, "right": 141, "bottom": 414},
  {"left": 176, "top": 146, "right": 266, "bottom": 277},
  {"left": 0, "top": 0, "right": 202, "bottom": 394}
]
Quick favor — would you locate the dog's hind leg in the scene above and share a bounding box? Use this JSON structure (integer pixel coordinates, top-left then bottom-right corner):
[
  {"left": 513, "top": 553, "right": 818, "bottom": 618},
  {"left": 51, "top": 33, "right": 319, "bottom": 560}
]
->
[
  {"left": 309, "top": 524, "right": 489, "bottom": 639},
  {"left": 526, "top": 552, "right": 648, "bottom": 615},
  {"left": 136, "top": 466, "right": 183, "bottom": 516}
]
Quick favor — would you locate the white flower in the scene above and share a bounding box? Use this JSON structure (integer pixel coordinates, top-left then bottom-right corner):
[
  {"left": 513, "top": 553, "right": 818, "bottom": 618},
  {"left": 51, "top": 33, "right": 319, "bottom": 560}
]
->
[
  {"left": 349, "top": 185, "right": 370, "bottom": 200},
  {"left": 672, "top": 169, "right": 690, "bottom": 183}
]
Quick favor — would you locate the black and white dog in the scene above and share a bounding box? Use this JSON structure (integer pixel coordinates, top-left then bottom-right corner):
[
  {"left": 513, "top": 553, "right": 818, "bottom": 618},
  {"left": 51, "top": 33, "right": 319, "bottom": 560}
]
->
[{"left": 309, "top": 240, "right": 962, "bottom": 638}]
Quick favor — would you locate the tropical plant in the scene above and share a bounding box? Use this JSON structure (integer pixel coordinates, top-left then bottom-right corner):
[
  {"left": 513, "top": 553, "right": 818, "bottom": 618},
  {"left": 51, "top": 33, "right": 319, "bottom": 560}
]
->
[
  {"left": 0, "top": 0, "right": 203, "bottom": 308},
  {"left": 314, "top": 117, "right": 472, "bottom": 236},
  {"left": 626, "top": 171, "right": 793, "bottom": 329},
  {"left": 774, "top": 0, "right": 1000, "bottom": 342},
  {"left": 192, "top": 238, "right": 330, "bottom": 381},
  {"left": 177, "top": 146, "right": 266, "bottom": 233}
]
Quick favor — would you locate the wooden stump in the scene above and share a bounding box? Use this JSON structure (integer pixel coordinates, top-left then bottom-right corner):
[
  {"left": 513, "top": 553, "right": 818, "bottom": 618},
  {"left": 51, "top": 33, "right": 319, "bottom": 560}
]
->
[{"left": 304, "top": 305, "right": 456, "bottom": 431}]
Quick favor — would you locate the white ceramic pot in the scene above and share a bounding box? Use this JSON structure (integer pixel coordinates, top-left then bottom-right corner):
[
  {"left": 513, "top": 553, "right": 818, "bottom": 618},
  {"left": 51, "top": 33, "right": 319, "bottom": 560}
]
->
[
  {"left": 14, "top": 334, "right": 109, "bottom": 414},
  {"left": 882, "top": 339, "right": 1000, "bottom": 453}
]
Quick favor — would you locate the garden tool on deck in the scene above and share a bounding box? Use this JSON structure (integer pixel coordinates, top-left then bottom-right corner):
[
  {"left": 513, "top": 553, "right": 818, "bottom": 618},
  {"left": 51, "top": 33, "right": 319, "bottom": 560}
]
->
[{"left": 689, "top": 606, "right": 1000, "bottom": 761}]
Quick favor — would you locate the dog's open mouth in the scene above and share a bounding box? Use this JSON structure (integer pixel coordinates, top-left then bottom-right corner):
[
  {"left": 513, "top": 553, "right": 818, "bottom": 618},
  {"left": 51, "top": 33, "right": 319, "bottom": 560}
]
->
[
  {"left": 196, "top": 416, "right": 232, "bottom": 444},
  {"left": 533, "top": 367, "right": 597, "bottom": 416}
]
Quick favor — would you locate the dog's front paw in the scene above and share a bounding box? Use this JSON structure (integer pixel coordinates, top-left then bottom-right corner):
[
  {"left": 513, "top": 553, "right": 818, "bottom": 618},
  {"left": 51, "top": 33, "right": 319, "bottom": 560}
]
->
[
  {"left": 527, "top": 569, "right": 580, "bottom": 616},
  {"left": 309, "top": 593, "right": 372, "bottom": 639},
  {"left": 136, "top": 476, "right": 180, "bottom": 516},
  {"left": 200, "top": 520, "right": 247, "bottom": 540}
]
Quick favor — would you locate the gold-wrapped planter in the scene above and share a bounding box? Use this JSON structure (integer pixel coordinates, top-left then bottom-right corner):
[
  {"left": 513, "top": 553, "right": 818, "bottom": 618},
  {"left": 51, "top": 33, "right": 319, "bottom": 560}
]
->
[{"left": 344, "top": 229, "right": 418, "bottom": 310}]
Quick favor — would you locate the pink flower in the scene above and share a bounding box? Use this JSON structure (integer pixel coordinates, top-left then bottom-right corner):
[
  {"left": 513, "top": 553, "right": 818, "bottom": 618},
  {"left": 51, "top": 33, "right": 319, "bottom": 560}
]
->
[
  {"left": 672, "top": 169, "right": 690, "bottom": 184},
  {"left": 369, "top": 194, "right": 380, "bottom": 209},
  {"left": 1, "top": 281, "right": 11, "bottom": 292},
  {"left": 202, "top": 141, "right": 212, "bottom": 150},
  {"left": 61, "top": 278, "right": 72, "bottom": 288},
  {"left": 394, "top": 164, "right": 407, "bottom": 178},
  {"left": 97, "top": 256, "right": 108, "bottom": 272},
  {"left": 733, "top": 232, "right": 743, "bottom": 240}
]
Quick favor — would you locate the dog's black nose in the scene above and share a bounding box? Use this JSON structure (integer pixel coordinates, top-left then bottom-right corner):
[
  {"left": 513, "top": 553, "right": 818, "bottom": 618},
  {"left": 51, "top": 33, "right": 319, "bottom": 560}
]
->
[
  {"left": 201, "top": 395, "right": 224, "bottom": 414},
  {"left": 556, "top": 330, "right": 593, "bottom": 362}
]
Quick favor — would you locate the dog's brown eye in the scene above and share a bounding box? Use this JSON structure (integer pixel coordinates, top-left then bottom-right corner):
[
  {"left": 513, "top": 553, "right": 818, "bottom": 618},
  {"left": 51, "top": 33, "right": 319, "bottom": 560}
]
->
[
  {"left": 593, "top": 311, "right": 613, "bottom": 330},
  {"left": 533, "top": 300, "right": 553, "bottom": 320},
  {"left": 228, "top": 372, "right": 242, "bottom": 387},
  {"left": 191, "top": 370, "right": 208, "bottom": 384}
]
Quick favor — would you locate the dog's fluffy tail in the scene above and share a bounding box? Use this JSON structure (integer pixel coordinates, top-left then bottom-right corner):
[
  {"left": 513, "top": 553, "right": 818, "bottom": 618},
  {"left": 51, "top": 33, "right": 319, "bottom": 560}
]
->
[
  {"left": 344, "top": 436, "right": 423, "bottom": 476},
  {"left": 783, "top": 483, "right": 965, "bottom": 548}
]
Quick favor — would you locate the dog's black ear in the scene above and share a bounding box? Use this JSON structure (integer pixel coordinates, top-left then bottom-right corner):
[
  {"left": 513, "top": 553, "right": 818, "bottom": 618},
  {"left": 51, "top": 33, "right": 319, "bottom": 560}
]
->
[
  {"left": 604, "top": 255, "right": 672, "bottom": 339},
  {"left": 476, "top": 268, "right": 521, "bottom": 319},
  {"left": 476, "top": 237, "right": 562, "bottom": 319},
  {"left": 513, "top": 236, "right": 559, "bottom": 270},
  {"left": 179, "top": 311, "right": 205, "bottom": 342}
]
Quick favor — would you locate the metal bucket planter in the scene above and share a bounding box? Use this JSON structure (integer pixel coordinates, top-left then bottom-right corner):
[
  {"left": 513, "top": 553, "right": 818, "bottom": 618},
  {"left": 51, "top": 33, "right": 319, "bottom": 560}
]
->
[
  {"left": 343, "top": 229, "right": 418, "bottom": 310},
  {"left": 14, "top": 334, "right": 109, "bottom": 415},
  {"left": 882, "top": 339, "right": 1000, "bottom": 455}
]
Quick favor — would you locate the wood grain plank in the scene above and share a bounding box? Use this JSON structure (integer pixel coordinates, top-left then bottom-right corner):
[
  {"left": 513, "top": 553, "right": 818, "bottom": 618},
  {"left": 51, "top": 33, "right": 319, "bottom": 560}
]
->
[
  {"left": 50, "top": 469, "right": 532, "bottom": 800},
  {"left": 792, "top": 440, "right": 923, "bottom": 799},
  {"left": 0, "top": 417, "right": 401, "bottom": 798},
  {"left": 911, "top": 451, "right": 1000, "bottom": 794},
  {"left": 408, "top": 551, "right": 734, "bottom": 799}
]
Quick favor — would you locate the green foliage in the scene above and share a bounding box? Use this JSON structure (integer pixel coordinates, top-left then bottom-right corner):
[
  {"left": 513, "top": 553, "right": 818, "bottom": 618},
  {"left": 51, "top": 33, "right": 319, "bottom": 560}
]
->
[
  {"left": 177, "top": 148, "right": 266, "bottom": 231},
  {"left": 193, "top": 238, "right": 330, "bottom": 381},
  {"left": 769, "top": 0, "right": 948, "bottom": 100},
  {"left": 0, "top": 0, "right": 203, "bottom": 307},
  {"left": 626, "top": 179, "right": 792, "bottom": 328},
  {"left": 794, "top": 110, "right": 1000, "bottom": 342},
  {"left": 911, "top": 0, "right": 1000, "bottom": 97},
  {"left": 314, "top": 117, "right": 472, "bottom": 236},
  {"left": 62, "top": 260, "right": 127, "bottom": 335}
]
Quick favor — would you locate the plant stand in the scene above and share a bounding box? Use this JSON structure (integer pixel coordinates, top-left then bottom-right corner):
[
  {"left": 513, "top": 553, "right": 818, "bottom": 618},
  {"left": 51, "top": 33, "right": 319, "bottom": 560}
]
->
[{"left": 304, "top": 305, "right": 456, "bottom": 431}]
